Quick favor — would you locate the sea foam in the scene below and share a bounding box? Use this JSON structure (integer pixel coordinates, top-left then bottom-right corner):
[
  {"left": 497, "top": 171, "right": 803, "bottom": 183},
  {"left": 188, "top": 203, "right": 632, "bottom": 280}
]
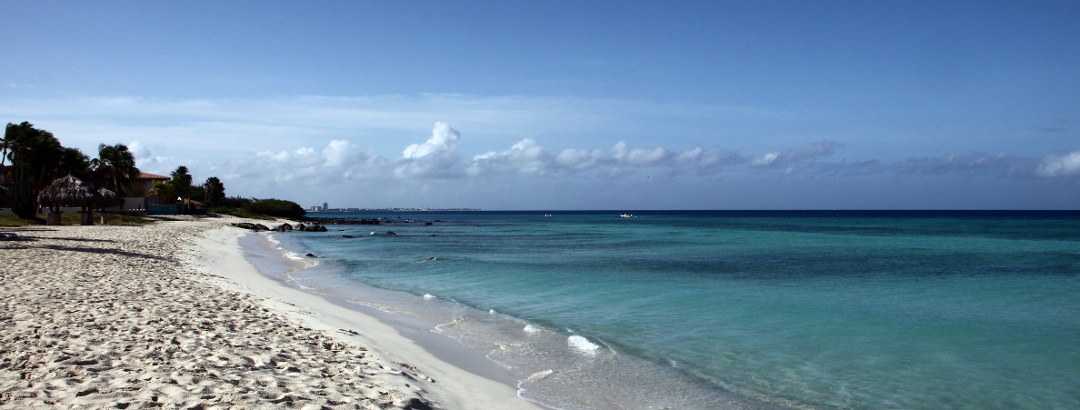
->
[
  {"left": 526, "top": 369, "right": 556, "bottom": 382},
  {"left": 567, "top": 335, "right": 602, "bottom": 354}
]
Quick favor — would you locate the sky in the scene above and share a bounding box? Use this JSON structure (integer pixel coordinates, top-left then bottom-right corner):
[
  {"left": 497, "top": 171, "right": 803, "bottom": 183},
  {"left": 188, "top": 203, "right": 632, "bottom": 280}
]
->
[{"left": 2, "top": 0, "right": 1078, "bottom": 210}]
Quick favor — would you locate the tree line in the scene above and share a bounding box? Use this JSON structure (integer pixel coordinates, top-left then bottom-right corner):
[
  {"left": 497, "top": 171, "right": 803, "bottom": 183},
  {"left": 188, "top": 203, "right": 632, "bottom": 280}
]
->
[{"left": 1, "top": 121, "right": 227, "bottom": 219}]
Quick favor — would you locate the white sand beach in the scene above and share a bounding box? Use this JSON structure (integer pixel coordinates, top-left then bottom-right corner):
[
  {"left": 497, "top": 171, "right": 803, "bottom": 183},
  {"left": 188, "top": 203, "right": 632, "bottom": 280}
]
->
[{"left": 0, "top": 216, "right": 541, "bottom": 409}]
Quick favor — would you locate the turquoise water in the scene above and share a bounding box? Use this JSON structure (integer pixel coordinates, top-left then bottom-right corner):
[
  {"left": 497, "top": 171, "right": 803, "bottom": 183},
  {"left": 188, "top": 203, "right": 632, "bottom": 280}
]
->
[{"left": 266, "top": 211, "right": 1080, "bottom": 409}]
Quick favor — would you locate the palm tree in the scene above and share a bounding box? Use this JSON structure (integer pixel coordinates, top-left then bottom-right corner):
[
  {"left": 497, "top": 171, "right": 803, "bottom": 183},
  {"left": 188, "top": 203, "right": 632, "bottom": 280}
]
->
[
  {"left": 147, "top": 180, "right": 179, "bottom": 204},
  {"left": 203, "top": 176, "right": 225, "bottom": 207},
  {"left": 91, "top": 143, "right": 140, "bottom": 195},
  {"left": 4, "top": 122, "right": 64, "bottom": 218},
  {"left": 170, "top": 165, "right": 193, "bottom": 198},
  {"left": 0, "top": 131, "right": 11, "bottom": 168},
  {"left": 61, "top": 147, "right": 92, "bottom": 182}
]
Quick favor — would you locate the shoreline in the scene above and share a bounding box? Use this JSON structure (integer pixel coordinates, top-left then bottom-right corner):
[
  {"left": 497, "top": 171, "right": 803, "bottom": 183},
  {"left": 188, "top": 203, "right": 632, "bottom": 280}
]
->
[
  {"left": 203, "top": 222, "right": 544, "bottom": 410},
  {"left": 240, "top": 232, "right": 540, "bottom": 392},
  {"left": 251, "top": 221, "right": 792, "bottom": 410},
  {"left": 0, "top": 216, "right": 541, "bottom": 409}
]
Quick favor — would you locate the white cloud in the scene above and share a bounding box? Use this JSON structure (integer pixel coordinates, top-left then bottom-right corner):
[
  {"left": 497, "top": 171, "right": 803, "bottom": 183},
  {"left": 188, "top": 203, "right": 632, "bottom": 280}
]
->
[
  {"left": 402, "top": 121, "right": 461, "bottom": 159},
  {"left": 676, "top": 146, "right": 739, "bottom": 165},
  {"left": 9, "top": 88, "right": 1065, "bottom": 208},
  {"left": 751, "top": 152, "right": 780, "bottom": 166},
  {"left": 128, "top": 140, "right": 153, "bottom": 160},
  {"left": 752, "top": 140, "right": 836, "bottom": 167},
  {"left": 611, "top": 141, "right": 672, "bottom": 166},
  {"left": 468, "top": 138, "right": 553, "bottom": 175},
  {"left": 467, "top": 139, "right": 691, "bottom": 177},
  {"left": 554, "top": 148, "right": 599, "bottom": 170},
  {"left": 323, "top": 140, "right": 366, "bottom": 168},
  {"left": 395, "top": 122, "right": 465, "bottom": 179},
  {"left": 0, "top": 93, "right": 814, "bottom": 168},
  {"left": 1036, "top": 151, "right": 1080, "bottom": 177}
]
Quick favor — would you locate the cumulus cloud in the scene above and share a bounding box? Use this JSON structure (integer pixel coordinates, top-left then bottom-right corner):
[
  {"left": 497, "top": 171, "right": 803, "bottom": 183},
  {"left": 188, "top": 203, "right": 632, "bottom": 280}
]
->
[
  {"left": 402, "top": 121, "right": 460, "bottom": 159},
  {"left": 395, "top": 122, "right": 465, "bottom": 179},
  {"left": 466, "top": 139, "right": 683, "bottom": 177},
  {"left": 1036, "top": 151, "right": 1080, "bottom": 177},
  {"left": 751, "top": 140, "right": 836, "bottom": 167},
  {"left": 469, "top": 138, "right": 553, "bottom": 175},
  {"left": 554, "top": 148, "right": 599, "bottom": 170},
  {"left": 322, "top": 140, "right": 367, "bottom": 169},
  {"left": 128, "top": 140, "right": 153, "bottom": 160},
  {"left": 611, "top": 141, "right": 673, "bottom": 166},
  {"left": 675, "top": 146, "right": 742, "bottom": 171},
  {"left": 181, "top": 139, "right": 382, "bottom": 189},
  {"left": 126, "top": 140, "right": 174, "bottom": 173},
  {"left": 125, "top": 117, "right": 1066, "bottom": 209},
  {"left": 253, "top": 147, "right": 334, "bottom": 183}
]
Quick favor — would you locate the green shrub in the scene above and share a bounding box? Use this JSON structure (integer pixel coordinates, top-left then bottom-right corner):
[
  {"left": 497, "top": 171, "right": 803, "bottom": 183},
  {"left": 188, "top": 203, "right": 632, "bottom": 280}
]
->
[{"left": 242, "top": 199, "right": 306, "bottom": 219}]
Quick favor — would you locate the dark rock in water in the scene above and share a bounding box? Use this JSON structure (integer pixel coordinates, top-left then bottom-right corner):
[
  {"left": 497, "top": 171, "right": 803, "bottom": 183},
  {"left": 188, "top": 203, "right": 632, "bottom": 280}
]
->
[
  {"left": 295, "top": 223, "right": 328, "bottom": 232},
  {"left": 274, "top": 223, "right": 294, "bottom": 232},
  {"left": 403, "top": 398, "right": 434, "bottom": 410},
  {"left": 232, "top": 222, "right": 270, "bottom": 231},
  {"left": 305, "top": 217, "right": 381, "bottom": 225},
  {"left": 342, "top": 235, "right": 354, "bottom": 238},
  {"left": 305, "top": 253, "right": 317, "bottom": 257},
  {"left": 424, "top": 222, "right": 433, "bottom": 226},
  {"left": 386, "top": 231, "right": 397, "bottom": 236}
]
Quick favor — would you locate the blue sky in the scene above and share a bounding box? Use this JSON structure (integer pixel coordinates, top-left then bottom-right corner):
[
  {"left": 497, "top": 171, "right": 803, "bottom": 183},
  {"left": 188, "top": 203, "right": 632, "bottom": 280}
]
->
[{"left": 3, "top": 1, "right": 1078, "bottom": 209}]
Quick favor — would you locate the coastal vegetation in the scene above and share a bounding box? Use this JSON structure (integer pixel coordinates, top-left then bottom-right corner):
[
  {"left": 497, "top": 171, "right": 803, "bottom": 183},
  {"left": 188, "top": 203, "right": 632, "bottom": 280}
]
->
[
  {"left": 0, "top": 121, "right": 301, "bottom": 225},
  {"left": 210, "top": 197, "right": 307, "bottom": 219}
]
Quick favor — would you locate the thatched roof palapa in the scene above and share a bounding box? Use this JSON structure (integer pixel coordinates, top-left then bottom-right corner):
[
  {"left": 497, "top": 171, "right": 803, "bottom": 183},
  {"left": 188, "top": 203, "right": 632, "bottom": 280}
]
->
[
  {"left": 38, "top": 175, "right": 98, "bottom": 210},
  {"left": 97, "top": 187, "right": 126, "bottom": 209}
]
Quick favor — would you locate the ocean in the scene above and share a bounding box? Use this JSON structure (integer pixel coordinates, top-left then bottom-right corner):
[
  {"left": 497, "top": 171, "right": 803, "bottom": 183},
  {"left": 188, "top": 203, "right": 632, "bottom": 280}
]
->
[{"left": 253, "top": 210, "right": 1080, "bottom": 409}]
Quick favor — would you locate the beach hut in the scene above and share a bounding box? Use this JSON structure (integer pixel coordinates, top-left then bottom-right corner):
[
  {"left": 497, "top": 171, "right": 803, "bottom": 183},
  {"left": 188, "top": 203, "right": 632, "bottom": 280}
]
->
[
  {"left": 37, "top": 175, "right": 98, "bottom": 225},
  {"left": 96, "top": 187, "right": 125, "bottom": 223}
]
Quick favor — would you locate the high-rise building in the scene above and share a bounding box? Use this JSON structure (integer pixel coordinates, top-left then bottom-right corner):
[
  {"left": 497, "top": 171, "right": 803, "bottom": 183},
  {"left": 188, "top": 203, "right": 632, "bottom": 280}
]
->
[{"left": 323, "top": 202, "right": 329, "bottom": 211}]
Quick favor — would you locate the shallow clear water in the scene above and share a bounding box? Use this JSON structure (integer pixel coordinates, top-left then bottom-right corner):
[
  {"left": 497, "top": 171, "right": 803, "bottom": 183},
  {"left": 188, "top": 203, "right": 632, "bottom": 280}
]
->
[{"left": 266, "top": 211, "right": 1080, "bottom": 409}]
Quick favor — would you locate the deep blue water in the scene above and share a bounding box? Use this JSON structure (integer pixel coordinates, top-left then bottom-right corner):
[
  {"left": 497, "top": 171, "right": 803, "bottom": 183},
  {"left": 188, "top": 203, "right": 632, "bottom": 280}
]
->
[{"left": 264, "top": 210, "right": 1080, "bottom": 409}]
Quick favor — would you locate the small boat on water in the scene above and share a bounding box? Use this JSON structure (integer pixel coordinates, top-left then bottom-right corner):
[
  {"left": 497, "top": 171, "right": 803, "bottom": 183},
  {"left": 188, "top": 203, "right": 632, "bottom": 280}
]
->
[
  {"left": 620, "top": 213, "right": 633, "bottom": 218},
  {"left": 544, "top": 213, "right": 552, "bottom": 217}
]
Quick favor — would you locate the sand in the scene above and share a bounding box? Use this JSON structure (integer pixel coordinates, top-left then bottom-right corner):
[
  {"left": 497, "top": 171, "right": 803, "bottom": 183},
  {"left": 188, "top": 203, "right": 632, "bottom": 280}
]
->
[{"left": 0, "top": 216, "right": 541, "bottom": 409}]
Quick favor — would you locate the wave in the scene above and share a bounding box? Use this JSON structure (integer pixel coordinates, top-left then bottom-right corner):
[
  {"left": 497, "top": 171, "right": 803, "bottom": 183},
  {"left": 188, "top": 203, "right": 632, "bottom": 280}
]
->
[
  {"left": 567, "top": 335, "right": 602, "bottom": 355},
  {"left": 263, "top": 232, "right": 319, "bottom": 266}
]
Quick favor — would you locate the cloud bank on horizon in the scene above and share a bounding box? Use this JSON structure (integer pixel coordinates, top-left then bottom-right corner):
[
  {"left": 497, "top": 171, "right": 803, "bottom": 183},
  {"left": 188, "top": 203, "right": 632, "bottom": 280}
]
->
[
  {"left": 1, "top": 2, "right": 1078, "bottom": 209},
  {"left": 123, "top": 117, "right": 1077, "bottom": 210}
]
